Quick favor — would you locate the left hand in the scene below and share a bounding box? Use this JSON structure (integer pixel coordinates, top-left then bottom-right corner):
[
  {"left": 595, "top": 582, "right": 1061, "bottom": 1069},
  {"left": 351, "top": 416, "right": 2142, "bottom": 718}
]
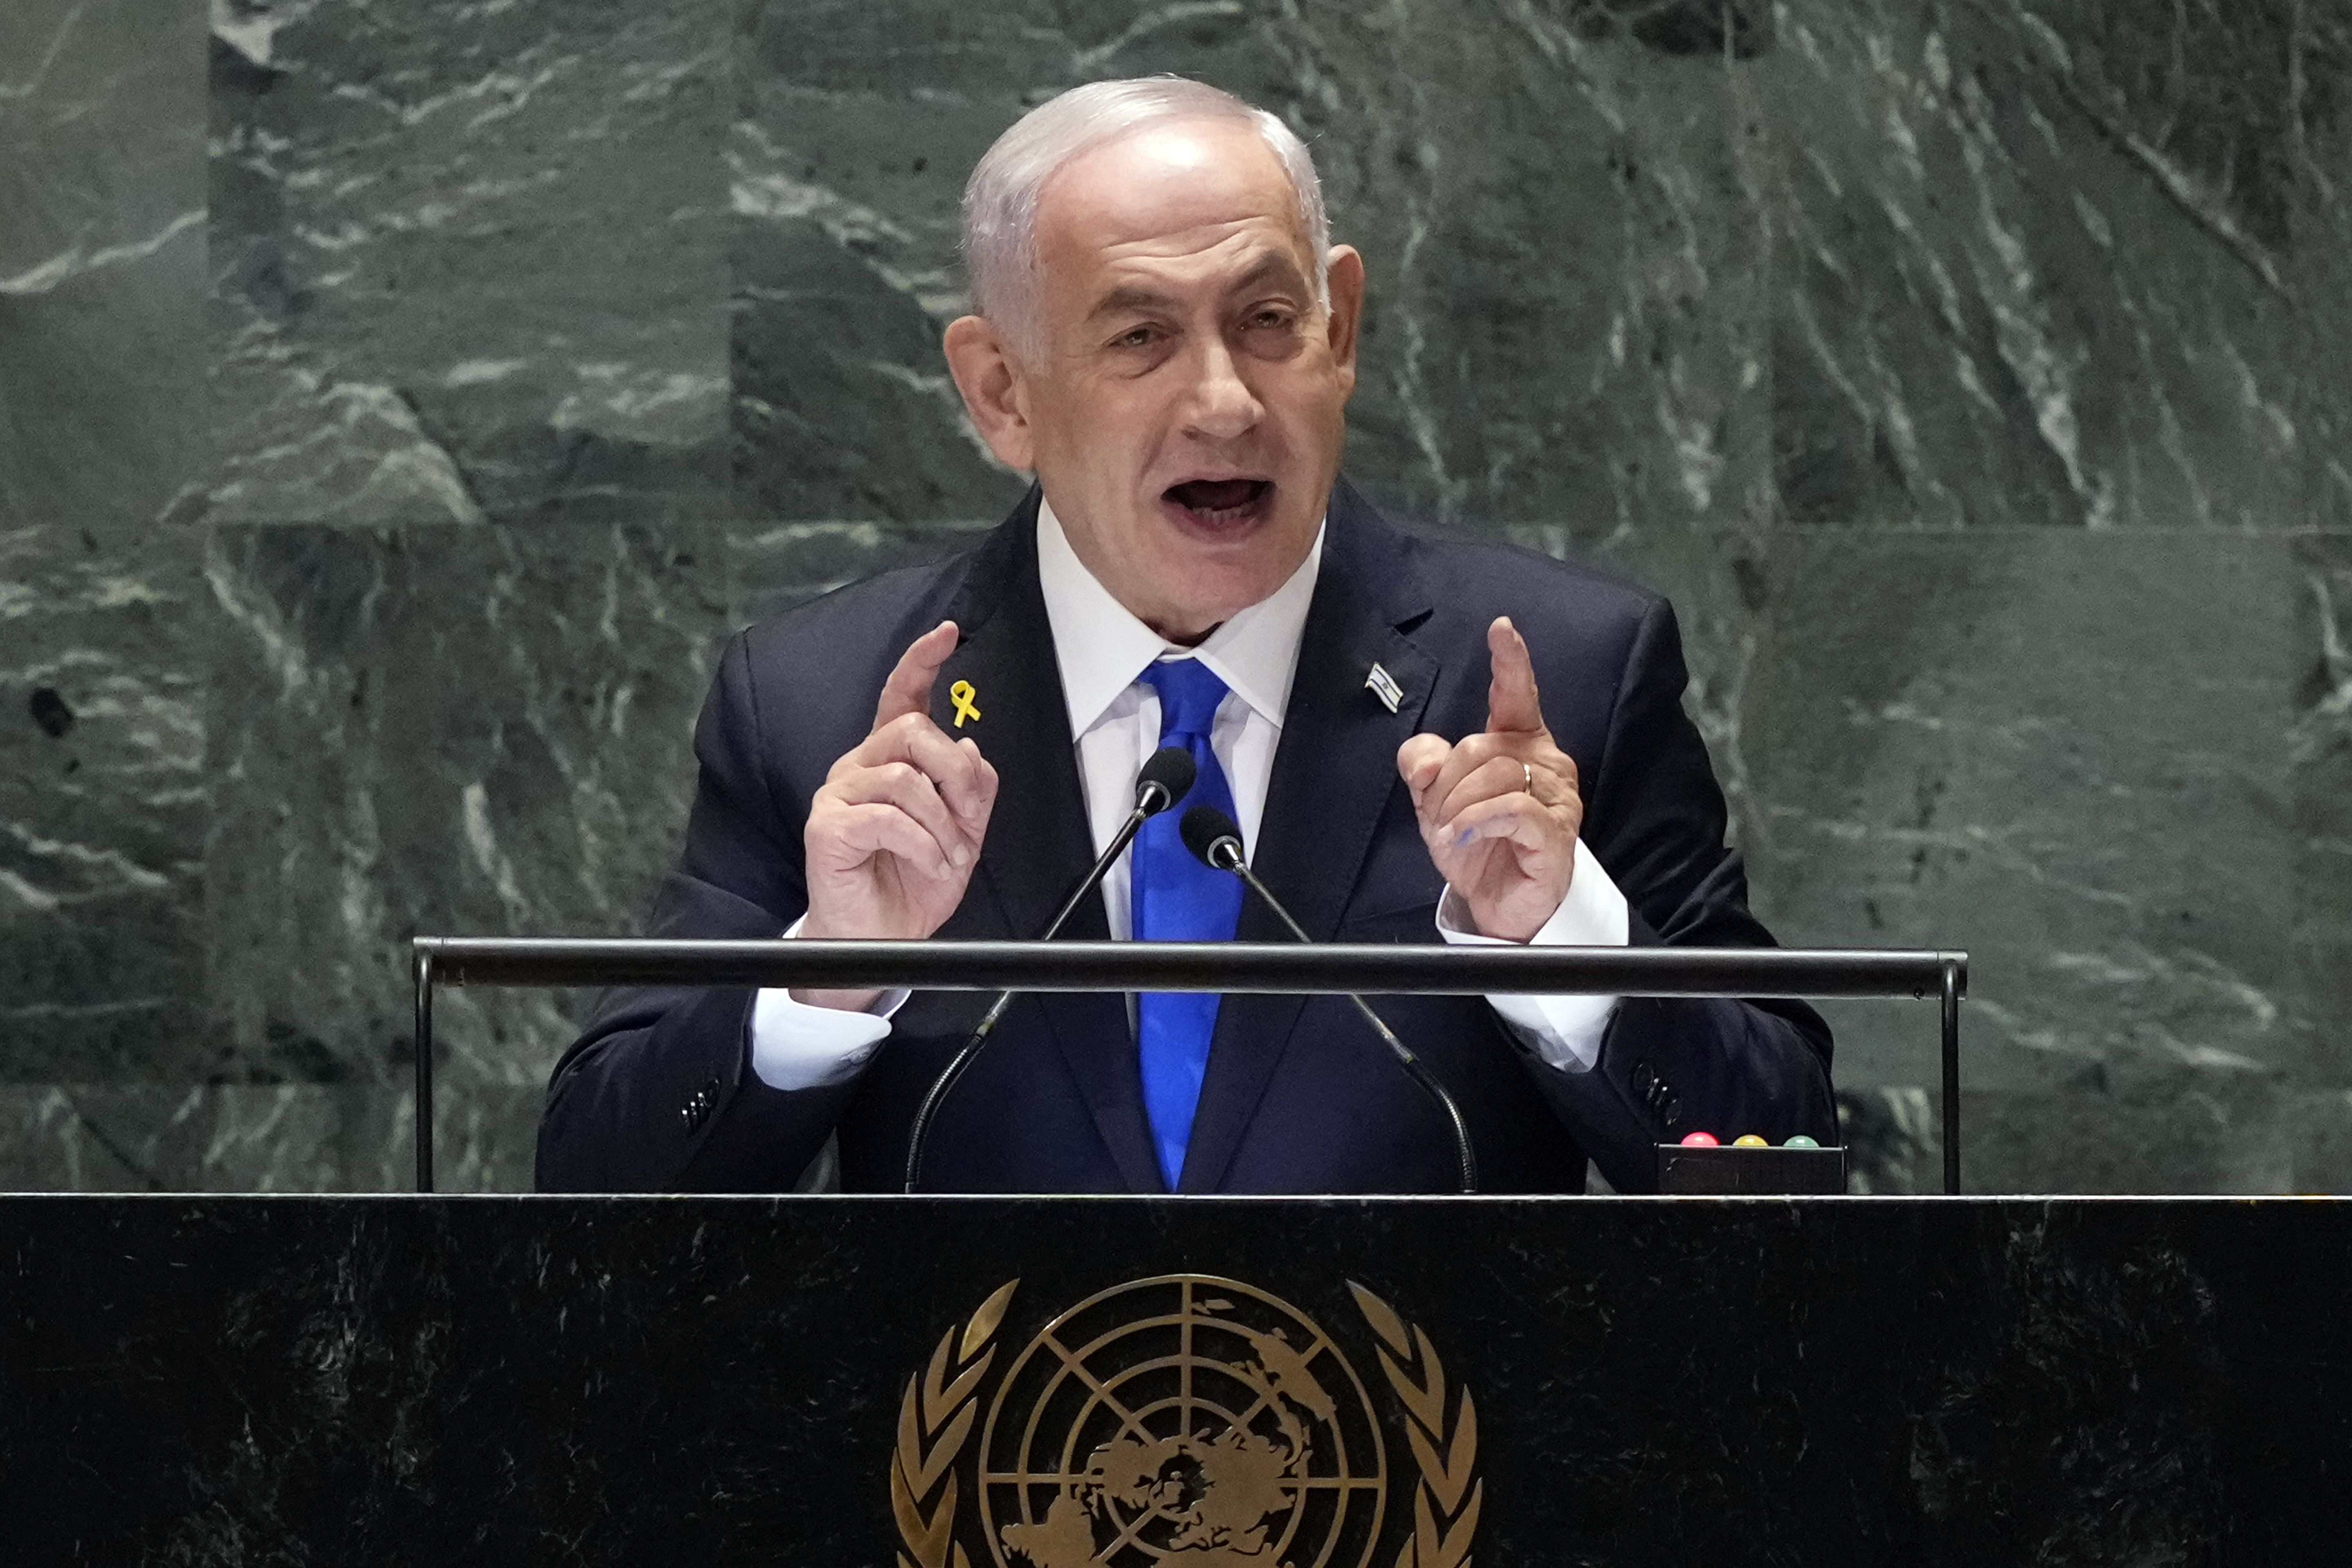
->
[{"left": 1396, "top": 616, "right": 1585, "bottom": 942}]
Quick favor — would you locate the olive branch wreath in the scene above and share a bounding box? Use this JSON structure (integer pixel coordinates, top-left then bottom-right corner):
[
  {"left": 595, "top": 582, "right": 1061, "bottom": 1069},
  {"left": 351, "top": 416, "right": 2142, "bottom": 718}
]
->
[
  {"left": 1348, "top": 1282, "right": 1482, "bottom": 1568},
  {"left": 889, "top": 1278, "right": 1479, "bottom": 1568},
  {"left": 893, "top": 1278, "right": 1018, "bottom": 1568}
]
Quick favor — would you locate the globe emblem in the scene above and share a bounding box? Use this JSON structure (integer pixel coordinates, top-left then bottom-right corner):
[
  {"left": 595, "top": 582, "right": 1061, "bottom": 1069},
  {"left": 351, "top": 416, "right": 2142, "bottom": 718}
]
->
[{"left": 979, "top": 1276, "right": 1386, "bottom": 1568}]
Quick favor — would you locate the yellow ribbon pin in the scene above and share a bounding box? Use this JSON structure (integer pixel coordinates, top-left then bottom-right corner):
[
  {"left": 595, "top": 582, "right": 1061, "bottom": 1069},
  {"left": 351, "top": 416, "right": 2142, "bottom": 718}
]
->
[{"left": 948, "top": 678, "right": 982, "bottom": 728}]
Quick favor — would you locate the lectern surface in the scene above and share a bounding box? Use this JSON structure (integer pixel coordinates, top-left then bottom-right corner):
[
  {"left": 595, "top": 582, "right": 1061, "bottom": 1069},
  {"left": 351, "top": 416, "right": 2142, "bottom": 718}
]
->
[{"left": 0, "top": 1195, "right": 2341, "bottom": 1564}]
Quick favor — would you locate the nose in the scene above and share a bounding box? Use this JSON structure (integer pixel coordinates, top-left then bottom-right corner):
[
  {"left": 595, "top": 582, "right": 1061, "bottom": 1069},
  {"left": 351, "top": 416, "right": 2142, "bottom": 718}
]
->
[{"left": 1180, "top": 334, "right": 1263, "bottom": 443}]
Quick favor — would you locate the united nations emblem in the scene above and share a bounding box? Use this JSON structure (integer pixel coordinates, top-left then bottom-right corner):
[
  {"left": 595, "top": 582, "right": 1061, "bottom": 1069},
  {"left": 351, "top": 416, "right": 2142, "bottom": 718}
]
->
[{"left": 890, "top": 1276, "right": 1481, "bottom": 1568}]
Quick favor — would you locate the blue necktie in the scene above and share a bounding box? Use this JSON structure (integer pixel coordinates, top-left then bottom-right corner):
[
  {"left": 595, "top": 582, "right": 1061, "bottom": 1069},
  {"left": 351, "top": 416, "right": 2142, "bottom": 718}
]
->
[{"left": 1131, "top": 659, "right": 1244, "bottom": 1189}]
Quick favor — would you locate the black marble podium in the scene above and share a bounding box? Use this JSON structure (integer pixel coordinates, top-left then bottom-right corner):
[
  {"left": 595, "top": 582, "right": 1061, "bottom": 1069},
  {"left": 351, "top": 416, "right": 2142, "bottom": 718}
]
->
[{"left": 1, "top": 1196, "right": 2343, "bottom": 1564}]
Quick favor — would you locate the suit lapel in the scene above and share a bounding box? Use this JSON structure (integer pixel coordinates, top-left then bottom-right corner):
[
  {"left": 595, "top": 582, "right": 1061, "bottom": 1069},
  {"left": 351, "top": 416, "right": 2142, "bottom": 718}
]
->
[
  {"left": 1176, "top": 486, "right": 1439, "bottom": 1193},
  {"left": 932, "top": 491, "right": 1165, "bottom": 1195}
]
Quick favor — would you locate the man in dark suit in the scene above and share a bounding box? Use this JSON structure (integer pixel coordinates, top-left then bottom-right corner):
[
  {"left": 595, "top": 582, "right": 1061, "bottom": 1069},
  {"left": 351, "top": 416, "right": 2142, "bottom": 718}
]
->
[{"left": 536, "top": 77, "right": 1834, "bottom": 1195}]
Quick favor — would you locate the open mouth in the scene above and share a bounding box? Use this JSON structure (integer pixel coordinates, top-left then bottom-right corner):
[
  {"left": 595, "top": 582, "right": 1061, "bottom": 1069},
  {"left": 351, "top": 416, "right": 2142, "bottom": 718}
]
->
[{"left": 1163, "top": 478, "right": 1275, "bottom": 531}]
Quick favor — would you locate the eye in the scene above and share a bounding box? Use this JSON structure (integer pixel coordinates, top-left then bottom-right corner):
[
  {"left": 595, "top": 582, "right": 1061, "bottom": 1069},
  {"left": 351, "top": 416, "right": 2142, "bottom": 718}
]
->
[
  {"left": 1246, "top": 307, "right": 1296, "bottom": 331},
  {"left": 1111, "top": 324, "right": 1163, "bottom": 350}
]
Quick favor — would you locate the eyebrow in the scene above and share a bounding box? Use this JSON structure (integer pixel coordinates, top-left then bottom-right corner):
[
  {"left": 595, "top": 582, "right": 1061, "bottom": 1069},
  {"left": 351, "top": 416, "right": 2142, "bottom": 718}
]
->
[{"left": 1084, "top": 251, "right": 1310, "bottom": 322}]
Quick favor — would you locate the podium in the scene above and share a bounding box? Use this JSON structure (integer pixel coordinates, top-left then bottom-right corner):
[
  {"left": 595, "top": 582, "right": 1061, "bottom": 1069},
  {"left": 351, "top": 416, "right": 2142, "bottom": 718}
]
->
[
  {"left": 1, "top": 1193, "right": 2343, "bottom": 1559},
  {"left": 0, "top": 940, "right": 2240, "bottom": 1550},
  {"left": 411, "top": 936, "right": 1971, "bottom": 1194}
]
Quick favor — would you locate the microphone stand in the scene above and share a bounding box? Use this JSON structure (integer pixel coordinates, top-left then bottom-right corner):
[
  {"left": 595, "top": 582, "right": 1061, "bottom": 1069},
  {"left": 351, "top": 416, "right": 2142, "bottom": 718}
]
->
[
  {"left": 901, "top": 753, "right": 1190, "bottom": 1192},
  {"left": 1190, "top": 814, "right": 1479, "bottom": 1194}
]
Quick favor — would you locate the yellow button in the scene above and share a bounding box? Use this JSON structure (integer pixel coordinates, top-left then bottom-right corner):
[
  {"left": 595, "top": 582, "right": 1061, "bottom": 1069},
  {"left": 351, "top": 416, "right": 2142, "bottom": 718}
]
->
[{"left": 1733, "top": 1134, "right": 1769, "bottom": 1147}]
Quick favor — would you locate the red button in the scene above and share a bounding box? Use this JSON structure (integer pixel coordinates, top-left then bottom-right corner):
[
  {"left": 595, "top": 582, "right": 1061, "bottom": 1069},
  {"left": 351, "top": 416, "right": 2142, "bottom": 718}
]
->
[{"left": 1678, "top": 1131, "right": 1719, "bottom": 1147}]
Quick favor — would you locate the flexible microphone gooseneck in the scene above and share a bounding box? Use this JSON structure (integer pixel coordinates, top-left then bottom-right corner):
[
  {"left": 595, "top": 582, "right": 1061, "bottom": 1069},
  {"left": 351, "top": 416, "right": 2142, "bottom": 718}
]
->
[
  {"left": 1179, "top": 804, "right": 1479, "bottom": 1194},
  {"left": 902, "top": 745, "right": 1197, "bottom": 1192}
]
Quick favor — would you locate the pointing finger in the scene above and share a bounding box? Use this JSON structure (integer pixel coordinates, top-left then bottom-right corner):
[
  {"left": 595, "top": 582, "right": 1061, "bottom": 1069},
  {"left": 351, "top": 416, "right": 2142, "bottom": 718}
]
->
[
  {"left": 872, "top": 620, "right": 959, "bottom": 732},
  {"left": 1484, "top": 616, "right": 1546, "bottom": 737}
]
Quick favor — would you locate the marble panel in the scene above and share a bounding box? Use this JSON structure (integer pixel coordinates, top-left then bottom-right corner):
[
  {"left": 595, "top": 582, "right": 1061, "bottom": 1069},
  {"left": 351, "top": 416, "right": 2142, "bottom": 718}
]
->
[
  {"left": 731, "top": 0, "right": 1775, "bottom": 536},
  {"left": 1, "top": 0, "right": 209, "bottom": 534},
  {"left": 729, "top": 515, "right": 997, "bottom": 626},
  {"left": 0, "top": 1083, "right": 339, "bottom": 1191},
  {"left": 1748, "top": 527, "right": 2343, "bottom": 1190},
  {"left": 0, "top": 1082, "right": 548, "bottom": 1195},
  {"left": 1841, "top": 1082, "right": 2352, "bottom": 1198},
  {"left": 2294, "top": 533, "right": 2352, "bottom": 1150},
  {"left": 207, "top": 0, "right": 732, "bottom": 526},
  {"left": 0, "top": 0, "right": 212, "bottom": 1083},
  {"left": 2294, "top": 532, "right": 2352, "bottom": 941},
  {"left": 0, "top": 528, "right": 211, "bottom": 1083},
  {"left": 1760, "top": 0, "right": 2350, "bottom": 531},
  {"left": 202, "top": 523, "right": 725, "bottom": 1142},
  {"left": 2285, "top": 1087, "right": 2352, "bottom": 1193},
  {"left": 0, "top": 0, "right": 2325, "bottom": 1207},
  {"left": 1855, "top": 1080, "right": 2352, "bottom": 1198},
  {"left": 1836, "top": 1083, "right": 1943, "bottom": 1194}
]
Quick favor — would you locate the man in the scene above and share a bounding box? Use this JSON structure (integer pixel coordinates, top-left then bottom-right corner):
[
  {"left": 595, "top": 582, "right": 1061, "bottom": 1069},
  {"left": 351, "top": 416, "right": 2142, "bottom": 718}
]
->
[{"left": 536, "top": 77, "right": 1834, "bottom": 1195}]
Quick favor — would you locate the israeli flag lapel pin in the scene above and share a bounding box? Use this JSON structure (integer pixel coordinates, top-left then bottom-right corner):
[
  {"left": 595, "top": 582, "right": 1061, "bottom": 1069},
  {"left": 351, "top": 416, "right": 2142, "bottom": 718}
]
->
[{"left": 1365, "top": 662, "right": 1403, "bottom": 713}]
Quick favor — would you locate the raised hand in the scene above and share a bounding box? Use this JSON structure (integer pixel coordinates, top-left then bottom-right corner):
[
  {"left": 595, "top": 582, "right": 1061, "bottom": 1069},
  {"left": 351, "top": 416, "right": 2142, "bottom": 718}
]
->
[
  {"left": 797, "top": 621, "right": 1000, "bottom": 1008},
  {"left": 1395, "top": 616, "right": 1584, "bottom": 942}
]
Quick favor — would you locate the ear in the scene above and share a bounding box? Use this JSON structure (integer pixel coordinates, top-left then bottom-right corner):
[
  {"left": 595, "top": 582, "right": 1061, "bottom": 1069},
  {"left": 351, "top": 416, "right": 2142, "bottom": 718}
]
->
[
  {"left": 1321, "top": 245, "right": 1365, "bottom": 394},
  {"left": 943, "top": 315, "right": 1036, "bottom": 472}
]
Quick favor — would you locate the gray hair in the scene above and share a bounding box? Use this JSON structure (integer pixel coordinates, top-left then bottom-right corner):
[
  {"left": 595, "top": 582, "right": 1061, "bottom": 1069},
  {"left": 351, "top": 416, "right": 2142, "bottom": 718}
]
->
[{"left": 961, "top": 77, "right": 1331, "bottom": 357}]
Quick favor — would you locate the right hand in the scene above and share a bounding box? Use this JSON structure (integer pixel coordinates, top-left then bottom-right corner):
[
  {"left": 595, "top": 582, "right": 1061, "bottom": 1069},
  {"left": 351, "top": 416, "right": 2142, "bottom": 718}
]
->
[{"left": 795, "top": 621, "right": 999, "bottom": 1009}]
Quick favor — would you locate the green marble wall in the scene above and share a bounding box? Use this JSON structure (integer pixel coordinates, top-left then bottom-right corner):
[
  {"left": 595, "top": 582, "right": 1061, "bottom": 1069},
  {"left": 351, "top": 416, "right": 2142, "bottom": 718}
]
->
[{"left": 3, "top": 0, "right": 2347, "bottom": 1191}]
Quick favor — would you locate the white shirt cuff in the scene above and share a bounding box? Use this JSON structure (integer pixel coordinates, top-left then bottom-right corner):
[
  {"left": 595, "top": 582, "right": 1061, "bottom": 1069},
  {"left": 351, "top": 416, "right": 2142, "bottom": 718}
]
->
[
  {"left": 1435, "top": 838, "right": 1630, "bottom": 1074},
  {"left": 747, "top": 917, "right": 909, "bottom": 1091}
]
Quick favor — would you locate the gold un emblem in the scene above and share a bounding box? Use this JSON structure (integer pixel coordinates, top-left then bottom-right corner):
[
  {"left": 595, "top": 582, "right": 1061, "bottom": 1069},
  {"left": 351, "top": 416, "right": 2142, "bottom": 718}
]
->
[{"left": 891, "top": 1275, "right": 1481, "bottom": 1568}]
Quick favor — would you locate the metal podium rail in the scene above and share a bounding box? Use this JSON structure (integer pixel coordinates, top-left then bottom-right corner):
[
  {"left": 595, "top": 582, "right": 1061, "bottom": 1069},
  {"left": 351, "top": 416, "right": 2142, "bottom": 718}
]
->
[{"left": 410, "top": 938, "right": 1969, "bottom": 1196}]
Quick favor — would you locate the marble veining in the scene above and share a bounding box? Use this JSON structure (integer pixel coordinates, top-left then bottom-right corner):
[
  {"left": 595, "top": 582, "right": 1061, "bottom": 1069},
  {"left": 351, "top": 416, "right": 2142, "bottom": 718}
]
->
[
  {"left": 0, "top": 0, "right": 2346, "bottom": 1191},
  {"left": 207, "top": 0, "right": 733, "bottom": 527},
  {"left": 1763, "top": 0, "right": 2350, "bottom": 534},
  {"left": 0, "top": 0, "right": 212, "bottom": 1098},
  {"left": 1749, "top": 529, "right": 2326, "bottom": 1188}
]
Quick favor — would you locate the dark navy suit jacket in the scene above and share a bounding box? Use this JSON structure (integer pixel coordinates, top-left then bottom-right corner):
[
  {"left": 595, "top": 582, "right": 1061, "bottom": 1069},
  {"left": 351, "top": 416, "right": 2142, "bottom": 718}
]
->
[{"left": 535, "top": 483, "right": 1835, "bottom": 1194}]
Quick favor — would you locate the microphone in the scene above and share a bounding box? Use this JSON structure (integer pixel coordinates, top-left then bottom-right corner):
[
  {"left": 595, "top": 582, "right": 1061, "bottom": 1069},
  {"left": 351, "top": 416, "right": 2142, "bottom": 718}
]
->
[
  {"left": 902, "top": 745, "right": 1197, "bottom": 1191},
  {"left": 1180, "top": 804, "right": 1478, "bottom": 1193}
]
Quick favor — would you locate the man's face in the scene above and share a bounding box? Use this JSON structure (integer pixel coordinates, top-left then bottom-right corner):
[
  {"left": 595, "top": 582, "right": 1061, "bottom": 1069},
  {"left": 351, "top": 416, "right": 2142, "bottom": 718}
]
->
[{"left": 947, "top": 118, "right": 1364, "bottom": 643}]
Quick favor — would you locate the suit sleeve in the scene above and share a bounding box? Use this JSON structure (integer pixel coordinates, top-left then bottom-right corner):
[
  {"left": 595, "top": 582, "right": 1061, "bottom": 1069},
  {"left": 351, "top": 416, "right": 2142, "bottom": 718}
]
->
[
  {"left": 1510, "top": 597, "right": 1838, "bottom": 1192},
  {"left": 534, "top": 630, "right": 859, "bottom": 1192}
]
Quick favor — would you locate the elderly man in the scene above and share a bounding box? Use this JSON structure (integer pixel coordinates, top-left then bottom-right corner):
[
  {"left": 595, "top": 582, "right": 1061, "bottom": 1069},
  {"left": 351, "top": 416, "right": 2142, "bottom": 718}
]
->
[{"left": 536, "top": 77, "right": 1835, "bottom": 1195}]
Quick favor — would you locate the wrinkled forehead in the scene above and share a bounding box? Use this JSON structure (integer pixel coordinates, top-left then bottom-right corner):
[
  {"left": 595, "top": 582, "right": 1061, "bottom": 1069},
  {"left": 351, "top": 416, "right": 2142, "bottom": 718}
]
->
[{"left": 1031, "top": 118, "right": 1316, "bottom": 285}]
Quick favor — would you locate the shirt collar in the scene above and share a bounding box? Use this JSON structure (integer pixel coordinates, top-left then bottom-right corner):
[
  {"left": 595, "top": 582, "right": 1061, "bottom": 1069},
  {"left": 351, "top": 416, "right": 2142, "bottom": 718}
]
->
[{"left": 1036, "top": 493, "right": 1325, "bottom": 740}]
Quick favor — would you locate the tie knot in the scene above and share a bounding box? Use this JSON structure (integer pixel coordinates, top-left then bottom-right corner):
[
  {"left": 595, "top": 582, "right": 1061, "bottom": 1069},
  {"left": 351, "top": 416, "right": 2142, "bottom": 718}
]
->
[{"left": 1139, "top": 658, "right": 1231, "bottom": 739}]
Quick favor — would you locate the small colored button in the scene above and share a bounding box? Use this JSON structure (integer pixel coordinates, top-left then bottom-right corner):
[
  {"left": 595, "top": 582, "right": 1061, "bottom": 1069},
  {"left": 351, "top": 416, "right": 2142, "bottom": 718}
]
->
[
  {"left": 1678, "top": 1131, "right": 1719, "bottom": 1147},
  {"left": 1733, "top": 1134, "right": 1769, "bottom": 1148},
  {"left": 1784, "top": 1135, "right": 1822, "bottom": 1149}
]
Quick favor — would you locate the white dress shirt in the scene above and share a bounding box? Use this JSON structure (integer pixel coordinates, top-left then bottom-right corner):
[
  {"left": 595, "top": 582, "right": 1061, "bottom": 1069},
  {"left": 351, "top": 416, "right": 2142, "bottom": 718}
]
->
[{"left": 747, "top": 497, "right": 1632, "bottom": 1090}]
